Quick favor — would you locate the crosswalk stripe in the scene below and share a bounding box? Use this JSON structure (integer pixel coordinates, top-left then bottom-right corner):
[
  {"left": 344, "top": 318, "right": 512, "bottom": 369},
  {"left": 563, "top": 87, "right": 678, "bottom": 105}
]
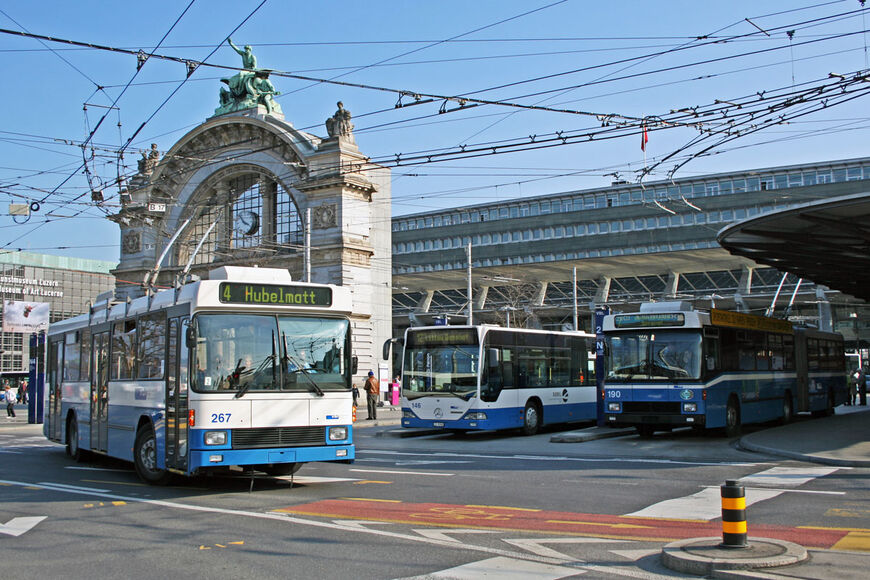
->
[
  {"left": 397, "top": 556, "right": 583, "bottom": 579},
  {"left": 626, "top": 466, "right": 842, "bottom": 521}
]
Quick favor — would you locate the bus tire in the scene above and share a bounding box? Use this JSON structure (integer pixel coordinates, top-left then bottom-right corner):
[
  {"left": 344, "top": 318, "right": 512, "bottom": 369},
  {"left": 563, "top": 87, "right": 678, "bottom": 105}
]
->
[
  {"left": 780, "top": 391, "right": 794, "bottom": 425},
  {"left": 261, "top": 462, "right": 303, "bottom": 477},
  {"left": 637, "top": 425, "right": 655, "bottom": 438},
  {"left": 725, "top": 396, "right": 741, "bottom": 437},
  {"left": 66, "top": 415, "right": 87, "bottom": 462},
  {"left": 134, "top": 425, "right": 171, "bottom": 485},
  {"left": 521, "top": 401, "right": 541, "bottom": 436}
]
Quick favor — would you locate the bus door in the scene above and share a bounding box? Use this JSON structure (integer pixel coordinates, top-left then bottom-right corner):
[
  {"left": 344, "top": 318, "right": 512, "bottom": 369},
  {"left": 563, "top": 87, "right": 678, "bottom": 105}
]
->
[
  {"left": 90, "top": 332, "right": 109, "bottom": 452},
  {"left": 165, "top": 317, "right": 189, "bottom": 472},
  {"left": 47, "top": 339, "right": 63, "bottom": 441}
]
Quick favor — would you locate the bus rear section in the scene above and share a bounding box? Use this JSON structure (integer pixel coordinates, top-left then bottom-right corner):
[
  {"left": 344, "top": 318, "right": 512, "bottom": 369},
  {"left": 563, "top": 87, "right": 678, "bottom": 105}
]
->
[
  {"left": 603, "top": 302, "right": 846, "bottom": 436},
  {"left": 396, "top": 325, "right": 595, "bottom": 435}
]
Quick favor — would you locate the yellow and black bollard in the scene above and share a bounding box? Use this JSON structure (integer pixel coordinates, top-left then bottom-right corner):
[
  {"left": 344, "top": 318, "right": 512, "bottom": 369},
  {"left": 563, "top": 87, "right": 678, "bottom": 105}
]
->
[{"left": 720, "top": 480, "right": 748, "bottom": 548}]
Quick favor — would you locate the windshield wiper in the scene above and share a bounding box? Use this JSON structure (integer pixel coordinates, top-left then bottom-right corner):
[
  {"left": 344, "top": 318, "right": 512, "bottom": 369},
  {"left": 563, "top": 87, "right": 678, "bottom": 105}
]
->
[{"left": 282, "top": 332, "right": 323, "bottom": 397}]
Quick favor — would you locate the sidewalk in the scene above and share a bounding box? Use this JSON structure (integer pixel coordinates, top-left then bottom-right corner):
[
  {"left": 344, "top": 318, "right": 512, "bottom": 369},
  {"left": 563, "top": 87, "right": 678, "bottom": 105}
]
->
[
  {"left": 738, "top": 404, "right": 870, "bottom": 467},
  {"left": 351, "top": 402, "right": 402, "bottom": 429}
]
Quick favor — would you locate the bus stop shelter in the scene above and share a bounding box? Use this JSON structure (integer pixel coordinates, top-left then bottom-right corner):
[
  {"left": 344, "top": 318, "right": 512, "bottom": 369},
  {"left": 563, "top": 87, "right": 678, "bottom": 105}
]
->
[{"left": 717, "top": 193, "right": 870, "bottom": 302}]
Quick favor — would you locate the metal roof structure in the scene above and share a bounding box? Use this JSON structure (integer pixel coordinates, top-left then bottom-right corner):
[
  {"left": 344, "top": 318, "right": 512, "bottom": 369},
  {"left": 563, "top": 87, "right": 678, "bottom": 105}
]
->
[{"left": 717, "top": 193, "right": 870, "bottom": 303}]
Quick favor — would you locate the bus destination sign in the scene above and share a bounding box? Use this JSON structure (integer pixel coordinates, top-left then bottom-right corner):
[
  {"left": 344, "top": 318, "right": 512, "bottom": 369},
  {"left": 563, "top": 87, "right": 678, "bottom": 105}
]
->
[
  {"left": 408, "top": 329, "right": 478, "bottom": 347},
  {"left": 219, "top": 282, "right": 332, "bottom": 307},
  {"left": 710, "top": 309, "right": 793, "bottom": 334},
  {"left": 614, "top": 313, "right": 685, "bottom": 328}
]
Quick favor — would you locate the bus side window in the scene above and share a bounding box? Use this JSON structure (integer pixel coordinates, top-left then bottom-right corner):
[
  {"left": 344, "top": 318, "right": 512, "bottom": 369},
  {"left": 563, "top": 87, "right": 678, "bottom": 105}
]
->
[
  {"left": 704, "top": 337, "right": 719, "bottom": 373},
  {"left": 481, "top": 347, "right": 504, "bottom": 402}
]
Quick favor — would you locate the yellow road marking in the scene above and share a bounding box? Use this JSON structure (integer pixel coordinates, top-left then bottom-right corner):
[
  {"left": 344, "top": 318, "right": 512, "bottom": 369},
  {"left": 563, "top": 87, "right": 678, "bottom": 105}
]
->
[
  {"left": 824, "top": 508, "right": 870, "bottom": 518},
  {"left": 353, "top": 480, "right": 392, "bottom": 485},
  {"left": 215, "top": 544, "right": 226, "bottom": 548},
  {"left": 198, "top": 546, "right": 211, "bottom": 550},
  {"left": 465, "top": 505, "right": 541, "bottom": 512},
  {"left": 112, "top": 501, "right": 126, "bottom": 506},
  {"left": 832, "top": 531, "right": 870, "bottom": 552},
  {"left": 229, "top": 541, "right": 244, "bottom": 545},
  {"left": 547, "top": 520, "right": 653, "bottom": 529},
  {"left": 799, "top": 526, "right": 870, "bottom": 532}
]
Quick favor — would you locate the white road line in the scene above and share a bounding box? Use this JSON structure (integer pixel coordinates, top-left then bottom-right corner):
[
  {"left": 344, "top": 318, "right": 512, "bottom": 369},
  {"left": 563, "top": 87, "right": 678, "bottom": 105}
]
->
[
  {"left": 627, "top": 466, "right": 844, "bottom": 521},
  {"left": 397, "top": 556, "right": 584, "bottom": 580},
  {"left": 626, "top": 486, "right": 783, "bottom": 520},
  {"left": 64, "top": 467, "right": 133, "bottom": 473},
  {"left": 349, "top": 468, "right": 454, "bottom": 477},
  {"left": 737, "top": 466, "right": 842, "bottom": 487},
  {"left": 362, "top": 449, "right": 764, "bottom": 467},
  {"left": 36, "top": 482, "right": 111, "bottom": 493}
]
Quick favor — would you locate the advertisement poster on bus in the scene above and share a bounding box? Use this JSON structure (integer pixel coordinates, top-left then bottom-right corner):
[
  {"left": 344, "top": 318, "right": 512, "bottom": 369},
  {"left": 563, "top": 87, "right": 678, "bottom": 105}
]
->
[{"left": 2, "top": 300, "right": 50, "bottom": 333}]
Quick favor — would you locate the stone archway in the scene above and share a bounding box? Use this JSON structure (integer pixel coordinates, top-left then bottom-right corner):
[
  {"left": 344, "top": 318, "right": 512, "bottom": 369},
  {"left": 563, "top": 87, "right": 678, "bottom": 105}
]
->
[{"left": 110, "top": 105, "right": 391, "bottom": 377}]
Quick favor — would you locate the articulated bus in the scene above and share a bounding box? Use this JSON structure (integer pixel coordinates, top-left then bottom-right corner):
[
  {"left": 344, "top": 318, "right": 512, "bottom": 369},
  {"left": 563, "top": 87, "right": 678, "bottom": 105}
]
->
[
  {"left": 602, "top": 302, "right": 848, "bottom": 437},
  {"left": 45, "top": 266, "right": 356, "bottom": 484},
  {"left": 385, "top": 325, "right": 596, "bottom": 435}
]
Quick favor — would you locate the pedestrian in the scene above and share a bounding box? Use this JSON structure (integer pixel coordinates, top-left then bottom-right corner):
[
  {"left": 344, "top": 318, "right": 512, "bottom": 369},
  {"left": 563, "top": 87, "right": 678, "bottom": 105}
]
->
[
  {"left": 364, "top": 371, "right": 379, "bottom": 420},
  {"left": 18, "top": 381, "right": 27, "bottom": 405},
  {"left": 4, "top": 385, "right": 16, "bottom": 418},
  {"left": 351, "top": 383, "right": 360, "bottom": 408},
  {"left": 849, "top": 369, "right": 860, "bottom": 405},
  {"left": 861, "top": 367, "right": 868, "bottom": 406}
]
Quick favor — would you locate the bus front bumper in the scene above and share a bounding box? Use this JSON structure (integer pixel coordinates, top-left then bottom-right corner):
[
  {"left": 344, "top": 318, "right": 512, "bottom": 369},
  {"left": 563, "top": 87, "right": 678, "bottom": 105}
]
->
[
  {"left": 606, "top": 414, "right": 706, "bottom": 428},
  {"left": 189, "top": 444, "right": 355, "bottom": 471}
]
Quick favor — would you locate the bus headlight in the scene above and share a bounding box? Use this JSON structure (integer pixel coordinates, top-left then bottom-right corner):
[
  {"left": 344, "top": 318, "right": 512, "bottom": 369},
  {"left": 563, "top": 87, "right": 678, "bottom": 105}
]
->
[
  {"left": 204, "top": 431, "right": 227, "bottom": 445},
  {"left": 683, "top": 402, "right": 697, "bottom": 413},
  {"left": 607, "top": 402, "right": 621, "bottom": 412},
  {"left": 464, "top": 412, "right": 487, "bottom": 421},
  {"left": 328, "top": 426, "right": 348, "bottom": 441}
]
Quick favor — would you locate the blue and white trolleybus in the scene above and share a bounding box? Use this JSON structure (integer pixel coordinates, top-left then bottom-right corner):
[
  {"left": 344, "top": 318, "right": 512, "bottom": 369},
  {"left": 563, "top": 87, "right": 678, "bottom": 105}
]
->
[
  {"left": 387, "top": 325, "right": 596, "bottom": 434},
  {"left": 44, "top": 266, "right": 356, "bottom": 484},
  {"left": 602, "top": 302, "right": 847, "bottom": 436}
]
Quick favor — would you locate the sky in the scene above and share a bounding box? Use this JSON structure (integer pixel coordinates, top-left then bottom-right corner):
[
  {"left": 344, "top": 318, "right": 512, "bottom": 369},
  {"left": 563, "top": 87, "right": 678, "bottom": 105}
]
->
[{"left": 2, "top": 0, "right": 870, "bottom": 264}]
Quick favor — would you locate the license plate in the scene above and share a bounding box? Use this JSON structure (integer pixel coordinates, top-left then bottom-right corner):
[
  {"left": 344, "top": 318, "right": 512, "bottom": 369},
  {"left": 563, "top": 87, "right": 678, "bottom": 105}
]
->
[{"left": 433, "top": 422, "right": 445, "bottom": 427}]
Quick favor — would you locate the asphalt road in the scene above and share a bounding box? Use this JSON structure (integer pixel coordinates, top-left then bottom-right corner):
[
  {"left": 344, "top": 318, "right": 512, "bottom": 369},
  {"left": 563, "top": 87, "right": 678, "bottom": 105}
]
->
[{"left": 1, "top": 421, "right": 868, "bottom": 579}]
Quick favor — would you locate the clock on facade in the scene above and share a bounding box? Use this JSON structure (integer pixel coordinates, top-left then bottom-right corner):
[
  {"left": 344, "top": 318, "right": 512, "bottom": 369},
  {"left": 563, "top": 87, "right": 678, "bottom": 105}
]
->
[{"left": 234, "top": 210, "right": 260, "bottom": 236}]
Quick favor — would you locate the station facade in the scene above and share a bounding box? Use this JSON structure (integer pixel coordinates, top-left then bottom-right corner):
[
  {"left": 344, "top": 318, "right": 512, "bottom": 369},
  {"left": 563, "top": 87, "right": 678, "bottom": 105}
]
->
[
  {"left": 0, "top": 251, "right": 115, "bottom": 386},
  {"left": 390, "top": 156, "right": 870, "bottom": 346}
]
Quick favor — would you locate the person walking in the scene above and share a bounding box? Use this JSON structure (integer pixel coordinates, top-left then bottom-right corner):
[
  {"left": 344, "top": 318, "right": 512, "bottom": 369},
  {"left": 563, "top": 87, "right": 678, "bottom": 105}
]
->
[
  {"left": 351, "top": 383, "right": 360, "bottom": 408},
  {"left": 4, "top": 385, "right": 16, "bottom": 418},
  {"left": 364, "top": 371, "right": 379, "bottom": 420}
]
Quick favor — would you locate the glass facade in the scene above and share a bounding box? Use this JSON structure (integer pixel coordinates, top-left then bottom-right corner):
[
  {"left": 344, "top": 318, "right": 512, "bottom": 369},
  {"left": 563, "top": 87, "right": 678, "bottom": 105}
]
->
[{"left": 0, "top": 252, "right": 115, "bottom": 384}]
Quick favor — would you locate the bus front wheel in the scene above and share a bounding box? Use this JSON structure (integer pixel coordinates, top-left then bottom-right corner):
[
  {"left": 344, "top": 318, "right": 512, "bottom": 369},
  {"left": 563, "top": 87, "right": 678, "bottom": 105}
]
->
[
  {"left": 725, "top": 397, "right": 741, "bottom": 438},
  {"left": 134, "top": 425, "right": 171, "bottom": 485},
  {"left": 521, "top": 401, "right": 541, "bottom": 436}
]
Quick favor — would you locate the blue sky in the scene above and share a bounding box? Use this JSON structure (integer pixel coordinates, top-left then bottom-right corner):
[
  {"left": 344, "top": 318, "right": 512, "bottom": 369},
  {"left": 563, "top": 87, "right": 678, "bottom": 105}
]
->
[{"left": 2, "top": 0, "right": 869, "bottom": 263}]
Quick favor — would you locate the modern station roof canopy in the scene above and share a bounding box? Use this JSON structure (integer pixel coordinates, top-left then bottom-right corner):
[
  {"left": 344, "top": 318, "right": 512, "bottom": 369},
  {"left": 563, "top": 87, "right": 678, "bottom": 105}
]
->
[{"left": 717, "top": 193, "right": 870, "bottom": 302}]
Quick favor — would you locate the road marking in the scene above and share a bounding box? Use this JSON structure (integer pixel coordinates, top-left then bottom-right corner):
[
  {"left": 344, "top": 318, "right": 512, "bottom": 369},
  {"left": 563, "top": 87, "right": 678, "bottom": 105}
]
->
[
  {"left": 363, "top": 448, "right": 764, "bottom": 467},
  {"left": 825, "top": 507, "right": 870, "bottom": 518},
  {"left": 413, "top": 529, "right": 501, "bottom": 543},
  {"left": 628, "top": 466, "right": 843, "bottom": 521},
  {"left": 831, "top": 531, "right": 870, "bottom": 552},
  {"left": 609, "top": 548, "right": 660, "bottom": 561},
  {"left": 0, "top": 517, "right": 46, "bottom": 537},
  {"left": 349, "top": 468, "right": 454, "bottom": 477},
  {"left": 274, "top": 475, "right": 359, "bottom": 484},
  {"left": 738, "top": 466, "right": 841, "bottom": 487},
  {"left": 37, "top": 482, "right": 111, "bottom": 493},
  {"left": 504, "top": 537, "right": 620, "bottom": 559},
  {"left": 401, "top": 556, "right": 583, "bottom": 579},
  {"left": 353, "top": 480, "right": 392, "bottom": 485},
  {"left": 547, "top": 520, "right": 652, "bottom": 530},
  {"left": 626, "top": 486, "right": 783, "bottom": 521},
  {"left": 83, "top": 479, "right": 147, "bottom": 487},
  {"left": 394, "top": 460, "right": 472, "bottom": 466},
  {"left": 466, "top": 505, "right": 541, "bottom": 512},
  {"left": 64, "top": 467, "right": 132, "bottom": 472},
  {"left": 331, "top": 520, "right": 395, "bottom": 530}
]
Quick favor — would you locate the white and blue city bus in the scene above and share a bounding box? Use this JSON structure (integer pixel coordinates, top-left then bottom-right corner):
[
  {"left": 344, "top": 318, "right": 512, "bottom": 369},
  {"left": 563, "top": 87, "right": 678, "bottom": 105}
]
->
[
  {"left": 386, "top": 325, "right": 596, "bottom": 435},
  {"left": 44, "top": 266, "right": 356, "bottom": 484},
  {"left": 602, "top": 302, "right": 847, "bottom": 437}
]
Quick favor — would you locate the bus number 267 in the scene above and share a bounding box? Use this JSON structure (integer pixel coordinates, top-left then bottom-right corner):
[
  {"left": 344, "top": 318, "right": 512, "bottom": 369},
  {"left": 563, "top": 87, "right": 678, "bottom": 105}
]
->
[{"left": 211, "top": 413, "right": 232, "bottom": 423}]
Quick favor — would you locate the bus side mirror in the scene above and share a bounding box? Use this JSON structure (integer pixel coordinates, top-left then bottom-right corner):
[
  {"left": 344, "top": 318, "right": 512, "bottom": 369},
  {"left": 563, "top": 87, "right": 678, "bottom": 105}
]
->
[
  {"left": 382, "top": 338, "right": 395, "bottom": 361},
  {"left": 351, "top": 356, "right": 358, "bottom": 374},
  {"left": 185, "top": 326, "right": 196, "bottom": 349}
]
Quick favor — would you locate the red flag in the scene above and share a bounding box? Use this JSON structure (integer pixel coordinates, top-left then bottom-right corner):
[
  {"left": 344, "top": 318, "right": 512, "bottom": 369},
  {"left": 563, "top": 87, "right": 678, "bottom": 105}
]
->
[{"left": 641, "top": 120, "right": 648, "bottom": 152}]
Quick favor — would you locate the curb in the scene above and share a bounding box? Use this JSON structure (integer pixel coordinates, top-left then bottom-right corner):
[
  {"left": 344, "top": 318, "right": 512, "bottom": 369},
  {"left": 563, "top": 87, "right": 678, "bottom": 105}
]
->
[
  {"left": 661, "top": 536, "right": 807, "bottom": 577},
  {"left": 550, "top": 427, "right": 635, "bottom": 443},
  {"left": 737, "top": 438, "right": 870, "bottom": 468}
]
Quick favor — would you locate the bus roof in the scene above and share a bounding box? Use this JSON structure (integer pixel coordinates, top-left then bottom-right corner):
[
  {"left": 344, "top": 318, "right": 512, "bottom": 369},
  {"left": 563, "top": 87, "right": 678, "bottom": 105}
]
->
[{"left": 49, "top": 267, "right": 353, "bottom": 336}]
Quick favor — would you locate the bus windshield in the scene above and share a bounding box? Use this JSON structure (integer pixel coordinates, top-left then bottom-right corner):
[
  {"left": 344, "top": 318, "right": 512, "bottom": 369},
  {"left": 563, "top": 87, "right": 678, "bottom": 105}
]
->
[
  {"left": 402, "top": 329, "right": 479, "bottom": 399},
  {"left": 193, "top": 313, "right": 349, "bottom": 393},
  {"left": 606, "top": 331, "right": 702, "bottom": 382}
]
